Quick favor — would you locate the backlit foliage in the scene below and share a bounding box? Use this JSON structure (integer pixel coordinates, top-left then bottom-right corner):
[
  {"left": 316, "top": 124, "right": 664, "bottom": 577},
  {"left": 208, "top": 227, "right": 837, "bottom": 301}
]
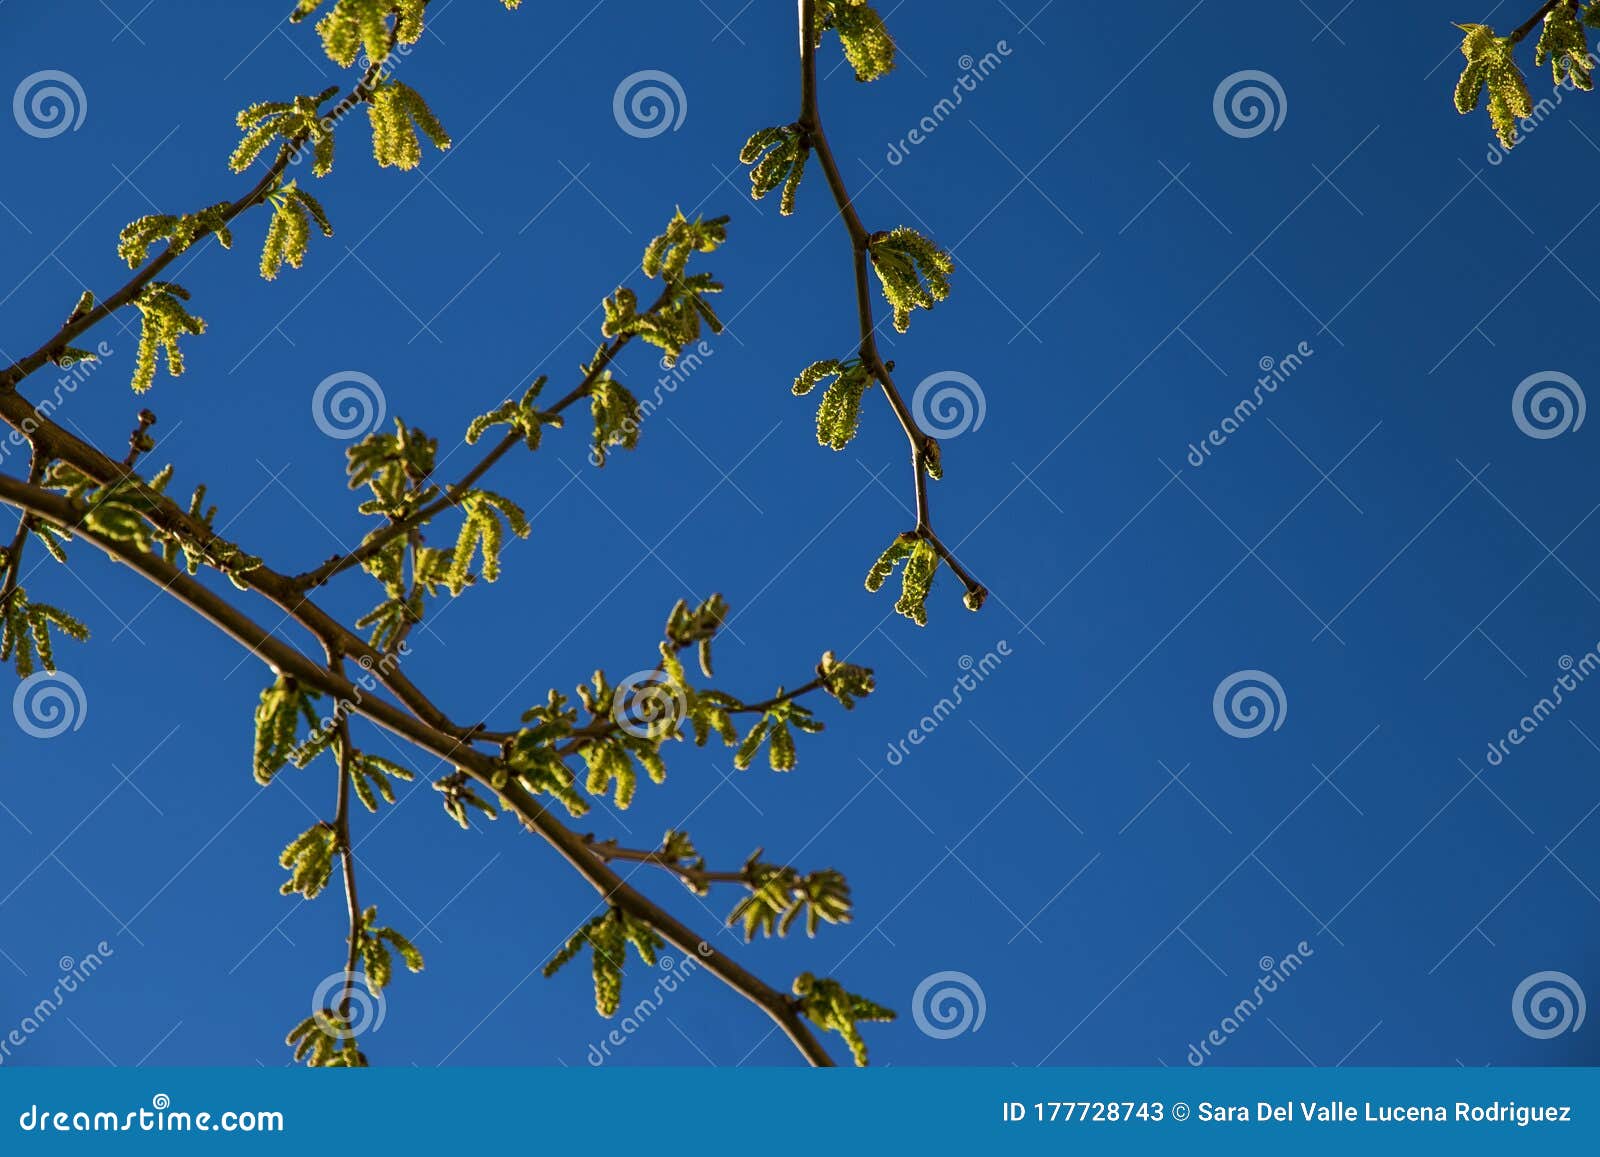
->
[
  {"left": 0, "top": 0, "right": 967, "bottom": 1069},
  {"left": 368, "top": 79, "right": 451, "bottom": 170},
  {"left": 130, "top": 283, "right": 204, "bottom": 394},
  {"left": 738, "top": 2, "right": 983, "bottom": 628},
  {"left": 793, "top": 972, "right": 896, "bottom": 1066},
  {"left": 231, "top": 87, "right": 340, "bottom": 176},
  {"left": 741, "top": 124, "right": 810, "bottom": 215},
  {"left": 355, "top": 905, "right": 424, "bottom": 993},
  {"left": 793, "top": 358, "right": 874, "bottom": 450},
  {"left": 1452, "top": 2, "right": 1600, "bottom": 149},
  {"left": 466, "top": 376, "right": 560, "bottom": 451},
  {"left": 260, "top": 180, "right": 334, "bottom": 279},
  {"left": 0, "top": 588, "right": 88, "bottom": 677},
  {"left": 729, "top": 855, "right": 852, "bottom": 940},
  {"left": 117, "top": 202, "right": 233, "bottom": 266},
  {"left": 544, "top": 907, "right": 664, "bottom": 1017},
  {"left": 814, "top": 0, "right": 897, "bottom": 81},
  {"left": 292, "top": 0, "right": 425, "bottom": 67},
  {"left": 285, "top": 1009, "right": 364, "bottom": 1067},
  {"left": 253, "top": 674, "right": 322, "bottom": 785},
  {"left": 866, "top": 533, "right": 939, "bottom": 626},
  {"left": 869, "top": 227, "right": 954, "bottom": 333}
]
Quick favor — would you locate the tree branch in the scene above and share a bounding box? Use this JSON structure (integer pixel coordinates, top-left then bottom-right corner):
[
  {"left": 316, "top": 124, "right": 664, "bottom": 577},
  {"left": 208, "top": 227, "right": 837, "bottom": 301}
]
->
[
  {"left": 1511, "top": 0, "right": 1567, "bottom": 43},
  {"left": 0, "top": 472, "right": 836, "bottom": 1066},
  {"left": 586, "top": 837, "right": 748, "bottom": 888},
  {"left": 795, "top": 0, "right": 986, "bottom": 606},
  {"left": 327, "top": 654, "right": 364, "bottom": 1020},
  {"left": 0, "top": 57, "right": 388, "bottom": 394},
  {"left": 0, "top": 385, "right": 483, "bottom": 743},
  {"left": 294, "top": 284, "right": 675, "bottom": 589},
  {"left": 0, "top": 451, "right": 44, "bottom": 616}
]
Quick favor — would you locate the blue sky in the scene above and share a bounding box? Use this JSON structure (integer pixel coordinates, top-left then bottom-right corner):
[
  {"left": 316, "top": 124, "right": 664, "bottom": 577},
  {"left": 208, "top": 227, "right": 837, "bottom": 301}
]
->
[{"left": 0, "top": 0, "right": 1597, "bottom": 1069}]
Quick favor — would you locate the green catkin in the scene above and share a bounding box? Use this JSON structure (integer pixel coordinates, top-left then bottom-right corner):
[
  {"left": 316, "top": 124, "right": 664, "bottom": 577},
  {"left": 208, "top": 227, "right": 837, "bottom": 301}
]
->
[
  {"left": 868, "top": 227, "right": 954, "bottom": 332},
  {"left": 0, "top": 589, "right": 89, "bottom": 677},
  {"left": 260, "top": 181, "right": 334, "bottom": 279},
  {"left": 863, "top": 533, "right": 939, "bottom": 624},
  {"left": 895, "top": 538, "right": 939, "bottom": 626},
  {"left": 814, "top": 0, "right": 897, "bottom": 81},
  {"left": 792, "top": 972, "right": 895, "bottom": 1066},
  {"left": 466, "top": 376, "right": 557, "bottom": 449},
  {"left": 117, "top": 202, "right": 233, "bottom": 267},
  {"left": 291, "top": 0, "right": 422, "bottom": 67},
  {"left": 368, "top": 80, "right": 451, "bottom": 170},
  {"left": 792, "top": 359, "right": 874, "bottom": 450},
  {"left": 543, "top": 909, "right": 664, "bottom": 1017},
  {"left": 728, "top": 859, "right": 851, "bottom": 941},
  {"left": 278, "top": 822, "right": 337, "bottom": 898},
  {"left": 740, "top": 125, "right": 810, "bottom": 214},
  {"left": 25, "top": 0, "right": 914, "bottom": 1071},
  {"left": 445, "top": 490, "right": 529, "bottom": 594},
  {"left": 130, "top": 283, "right": 205, "bottom": 393},
  {"left": 252, "top": 675, "right": 321, "bottom": 784},
  {"left": 865, "top": 532, "right": 917, "bottom": 593},
  {"left": 231, "top": 88, "right": 339, "bottom": 176},
  {"left": 353, "top": 905, "right": 424, "bottom": 994},
  {"left": 1454, "top": 23, "right": 1534, "bottom": 149},
  {"left": 588, "top": 377, "right": 641, "bottom": 465},
  {"left": 1536, "top": 2, "right": 1594, "bottom": 89}
]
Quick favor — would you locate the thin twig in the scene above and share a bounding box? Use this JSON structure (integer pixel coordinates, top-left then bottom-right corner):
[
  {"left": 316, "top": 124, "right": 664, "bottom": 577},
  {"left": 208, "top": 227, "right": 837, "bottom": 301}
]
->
[
  {"left": 586, "top": 838, "right": 748, "bottom": 888},
  {"left": 1511, "top": 0, "right": 1568, "bottom": 43},
  {"left": 0, "top": 58, "right": 389, "bottom": 394},
  {"left": 0, "top": 452, "right": 45, "bottom": 616},
  {"left": 0, "top": 473, "right": 835, "bottom": 1066},
  {"left": 795, "top": 0, "right": 986, "bottom": 606},
  {"left": 327, "top": 653, "right": 364, "bottom": 1020},
  {"left": 294, "top": 284, "right": 674, "bottom": 588}
]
